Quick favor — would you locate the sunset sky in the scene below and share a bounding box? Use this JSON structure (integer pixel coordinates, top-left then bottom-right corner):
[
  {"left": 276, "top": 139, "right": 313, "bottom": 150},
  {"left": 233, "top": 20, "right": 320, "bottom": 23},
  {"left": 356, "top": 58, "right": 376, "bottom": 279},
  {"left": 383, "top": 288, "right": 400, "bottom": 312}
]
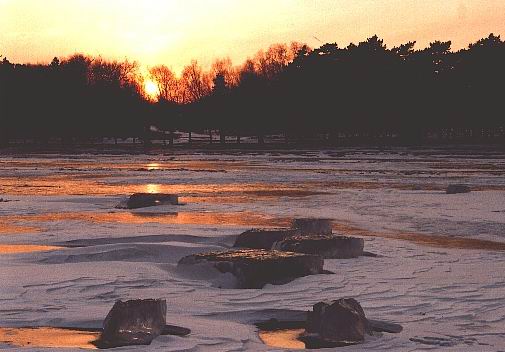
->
[{"left": 1, "top": 0, "right": 504, "bottom": 73}]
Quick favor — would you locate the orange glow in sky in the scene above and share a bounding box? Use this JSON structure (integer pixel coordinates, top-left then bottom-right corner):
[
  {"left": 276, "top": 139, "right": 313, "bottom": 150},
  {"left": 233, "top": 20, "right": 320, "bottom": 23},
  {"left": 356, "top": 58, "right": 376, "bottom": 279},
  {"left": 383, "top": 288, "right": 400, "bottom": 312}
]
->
[{"left": 1, "top": 0, "right": 504, "bottom": 73}]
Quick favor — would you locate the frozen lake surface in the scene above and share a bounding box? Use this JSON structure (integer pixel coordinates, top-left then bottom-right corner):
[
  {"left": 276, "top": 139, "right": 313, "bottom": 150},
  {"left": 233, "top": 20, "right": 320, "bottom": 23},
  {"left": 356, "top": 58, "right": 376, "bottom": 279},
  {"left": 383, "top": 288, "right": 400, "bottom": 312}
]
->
[{"left": 1, "top": 148, "right": 505, "bottom": 351}]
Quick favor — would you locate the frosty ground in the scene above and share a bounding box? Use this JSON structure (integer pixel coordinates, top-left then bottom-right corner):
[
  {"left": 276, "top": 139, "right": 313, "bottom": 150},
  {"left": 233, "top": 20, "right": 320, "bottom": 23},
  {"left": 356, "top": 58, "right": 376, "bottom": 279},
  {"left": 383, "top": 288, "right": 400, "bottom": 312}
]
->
[{"left": 1, "top": 147, "right": 505, "bottom": 351}]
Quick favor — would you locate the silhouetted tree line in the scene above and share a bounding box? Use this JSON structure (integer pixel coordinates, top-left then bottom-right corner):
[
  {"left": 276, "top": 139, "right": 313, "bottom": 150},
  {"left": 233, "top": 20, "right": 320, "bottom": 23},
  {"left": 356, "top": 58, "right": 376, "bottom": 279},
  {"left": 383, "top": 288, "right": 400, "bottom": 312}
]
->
[
  {"left": 0, "top": 54, "right": 147, "bottom": 145},
  {"left": 1, "top": 34, "right": 504, "bottom": 147}
]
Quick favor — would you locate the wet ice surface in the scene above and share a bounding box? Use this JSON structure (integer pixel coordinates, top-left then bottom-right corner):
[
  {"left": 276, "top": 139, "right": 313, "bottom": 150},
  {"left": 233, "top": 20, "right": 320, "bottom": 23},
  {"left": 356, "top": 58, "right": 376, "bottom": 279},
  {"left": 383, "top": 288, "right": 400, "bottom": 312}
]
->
[{"left": 1, "top": 148, "right": 505, "bottom": 351}]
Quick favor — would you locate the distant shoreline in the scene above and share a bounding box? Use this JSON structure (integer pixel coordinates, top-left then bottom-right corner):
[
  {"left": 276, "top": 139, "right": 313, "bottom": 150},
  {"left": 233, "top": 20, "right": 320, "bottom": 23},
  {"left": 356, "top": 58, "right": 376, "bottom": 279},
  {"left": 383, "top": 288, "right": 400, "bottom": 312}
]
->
[{"left": 1, "top": 143, "right": 504, "bottom": 156}]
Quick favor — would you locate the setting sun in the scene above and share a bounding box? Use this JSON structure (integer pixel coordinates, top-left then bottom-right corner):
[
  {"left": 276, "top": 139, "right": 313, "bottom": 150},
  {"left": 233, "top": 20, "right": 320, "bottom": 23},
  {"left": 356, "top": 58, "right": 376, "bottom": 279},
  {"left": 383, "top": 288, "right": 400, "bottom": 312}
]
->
[{"left": 144, "top": 80, "right": 159, "bottom": 99}]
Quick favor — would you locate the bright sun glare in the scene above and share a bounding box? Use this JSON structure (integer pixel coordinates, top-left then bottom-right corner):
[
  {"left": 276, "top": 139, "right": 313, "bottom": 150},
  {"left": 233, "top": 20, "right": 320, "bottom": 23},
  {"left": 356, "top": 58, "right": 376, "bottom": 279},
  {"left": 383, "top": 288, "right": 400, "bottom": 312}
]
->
[
  {"left": 144, "top": 80, "right": 159, "bottom": 99},
  {"left": 145, "top": 184, "right": 161, "bottom": 194}
]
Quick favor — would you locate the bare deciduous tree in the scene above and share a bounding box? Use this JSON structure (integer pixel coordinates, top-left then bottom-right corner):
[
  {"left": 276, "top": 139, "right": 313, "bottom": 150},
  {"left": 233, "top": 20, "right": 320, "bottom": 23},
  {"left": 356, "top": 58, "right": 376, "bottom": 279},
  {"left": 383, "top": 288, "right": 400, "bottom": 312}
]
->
[
  {"left": 149, "top": 65, "right": 178, "bottom": 102},
  {"left": 210, "top": 57, "right": 239, "bottom": 88},
  {"left": 180, "top": 60, "right": 211, "bottom": 103}
]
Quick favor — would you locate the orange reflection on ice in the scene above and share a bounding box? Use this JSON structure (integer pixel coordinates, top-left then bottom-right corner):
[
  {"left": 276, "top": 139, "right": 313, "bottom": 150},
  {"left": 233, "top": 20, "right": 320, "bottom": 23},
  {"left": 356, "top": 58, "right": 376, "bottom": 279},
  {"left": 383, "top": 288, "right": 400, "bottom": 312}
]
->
[
  {"left": 332, "top": 222, "right": 505, "bottom": 251},
  {"left": 0, "top": 159, "right": 251, "bottom": 172},
  {"left": 0, "top": 244, "right": 62, "bottom": 254},
  {"left": 0, "top": 327, "right": 99, "bottom": 349},
  {"left": 0, "top": 176, "right": 114, "bottom": 196},
  {"left": 259, "top": 329, "right": 305, "bottom": 350},
  {"left": 146, "top": 163, "right": 161, "bottom": 171},
  {"left": 0, "top": 176, "right": 324, "bottom": 200},
  {"left": 0, "top": 221, "right": 39, "bottom": 235},
  {"left": 145, "top": 183, "right": 161, "bottom": 193},
  {"left": 4, "top": 211, "right": 292, "bottom": 228}
]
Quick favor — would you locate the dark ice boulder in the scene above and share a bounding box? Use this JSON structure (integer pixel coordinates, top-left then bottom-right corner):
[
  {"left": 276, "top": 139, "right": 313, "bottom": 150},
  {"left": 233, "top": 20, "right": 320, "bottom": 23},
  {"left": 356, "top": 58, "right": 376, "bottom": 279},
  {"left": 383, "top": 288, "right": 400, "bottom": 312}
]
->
[
  {"left": 178, "top": 249, "right": 324, "bottom": 289},
  {"left": 256, "top": 302, "right": 402, "bottom": 349},
  {"left": 446, "top": 184, "right": 471, "bottom": 194},
  {"left": 275, "top": 234, "right": 364, "bottom": 259},
  {"left": 302, "top": 298, "right": 371, "bottom": 348},
  {"left": 162, "top": 325, "right": 191, "bottom": 337},
  {"left": 118, "top": 193, "right": 179, "bottom": 209},
  {"left": 95, "top": 299, "right": 167, "bottom": 348},
  {"left": 233, "top": 228, "right": 301, "bottom": 249},
  {"left": 291, "top": 218, "right": 332, "bottom": 235},
  {"left": 367, "top": 319, "right": 403, "bottom": 334}
]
